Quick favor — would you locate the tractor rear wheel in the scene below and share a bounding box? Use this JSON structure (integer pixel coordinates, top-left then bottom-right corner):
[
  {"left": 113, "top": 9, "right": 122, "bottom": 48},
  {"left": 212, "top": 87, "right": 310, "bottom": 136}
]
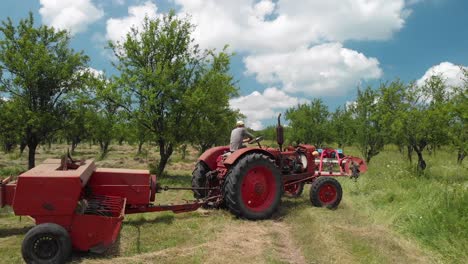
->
[
  {"left": 224, "top": 153, "right": 282, "bottom": 220},
  {"left": 21, "top": 223, "right": 72, "bottom": 264},
  {"left": 310, "top": 177, "right": 342, "bottom": 209},
  {"left": 192, "top": 161, "right": 210, "bottom": 199},
  {"left": 284, "top": 182, "right": 305, "bottom": 198}
]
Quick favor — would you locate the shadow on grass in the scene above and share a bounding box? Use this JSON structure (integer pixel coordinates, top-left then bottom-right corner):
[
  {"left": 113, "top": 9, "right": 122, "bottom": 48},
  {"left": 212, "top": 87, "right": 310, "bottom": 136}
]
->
[
  {"left": 0, "top": 226, "right": 31, "bottom": 238},
  {"left": 71, "top": 214, "right": 175, "bottom": 263},
  {"left": 272, "top": 198, "right": 308, "bottom": 220}
]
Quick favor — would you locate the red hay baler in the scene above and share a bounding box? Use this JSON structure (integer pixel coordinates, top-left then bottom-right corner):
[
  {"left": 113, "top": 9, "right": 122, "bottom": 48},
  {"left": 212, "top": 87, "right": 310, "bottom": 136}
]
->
[{"left": 0, "top": 158, "right": 210, "bottom": 263}]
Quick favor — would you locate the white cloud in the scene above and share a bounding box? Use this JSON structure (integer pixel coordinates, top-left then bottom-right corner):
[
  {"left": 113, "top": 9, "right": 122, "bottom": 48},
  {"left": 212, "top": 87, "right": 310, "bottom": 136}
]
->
[
  {"left": 173, "top": 0, "right": 408, "bottom": 52},
  {"left": 83, "top": 67, "right": 104, "bottom": 78},
  {"left": 106, "top": 1, "right": 159, "bottom": 43},
  {"left": 103, "top": 0, "right": 412, "bottom": 128},
  {"left": 229, "top": 87, "right": 309, "bottom": 130},
  {"left": 244, "top": 43, "right": 382, "bottom": 96},
  {"left": 39, "top": 0, "right": 103, "bottom": 35},
  {"left": 416, "top": 62, "right": 467, "bottom": 88}
]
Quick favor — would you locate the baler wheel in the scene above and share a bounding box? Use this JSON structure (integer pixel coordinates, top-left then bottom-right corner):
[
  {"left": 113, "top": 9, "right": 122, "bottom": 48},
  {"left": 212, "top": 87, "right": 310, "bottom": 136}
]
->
[
  {"left": 310, "top": 177, "right": 342, "bottom": 209},
  {"left": 21, "top": 223, "right": 72, "bottom": 264},
  {"left": 191, "top": 161, "right": 210, "bottom": 199},
  {"left": 284, "top": 182, "right": 305, "bottom": 198},
  {"left": 224, "top": 153, "right": 282, "bottom": 220}
]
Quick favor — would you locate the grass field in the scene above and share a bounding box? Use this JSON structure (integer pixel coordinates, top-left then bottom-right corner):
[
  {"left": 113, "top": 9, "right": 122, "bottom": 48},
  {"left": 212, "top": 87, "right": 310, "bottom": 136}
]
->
[{"left": 0, "top": 143, "right": 466, "bottom": 263}]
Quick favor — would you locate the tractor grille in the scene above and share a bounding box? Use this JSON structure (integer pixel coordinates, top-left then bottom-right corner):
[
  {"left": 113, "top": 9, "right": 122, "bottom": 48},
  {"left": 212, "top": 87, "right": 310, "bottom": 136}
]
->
[{"left": 83, "top": 195, "right": 126, "bottom": 218}]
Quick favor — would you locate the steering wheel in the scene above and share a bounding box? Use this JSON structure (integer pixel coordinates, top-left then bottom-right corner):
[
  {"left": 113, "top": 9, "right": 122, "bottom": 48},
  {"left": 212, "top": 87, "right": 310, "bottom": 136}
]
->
[{"left": 248, "top": 136, "right": 263, "bottom": 144}]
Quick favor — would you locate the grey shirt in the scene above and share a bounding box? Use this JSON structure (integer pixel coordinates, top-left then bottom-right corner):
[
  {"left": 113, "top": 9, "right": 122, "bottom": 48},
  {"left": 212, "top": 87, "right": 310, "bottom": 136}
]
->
[{"left": 230, "top": 127, "right": 254, "bottom": 151}]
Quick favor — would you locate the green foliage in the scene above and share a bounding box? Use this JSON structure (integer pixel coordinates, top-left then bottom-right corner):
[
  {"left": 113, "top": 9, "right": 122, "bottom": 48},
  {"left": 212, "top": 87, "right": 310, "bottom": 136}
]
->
[
  {"left": 449, "top": 70, "right": 468, "bottom": 164},
  {"left": 186, "top": 49, "right": 241, "bottom": 153},
  {"left": 330, "top": 105, "right": 355, "bottom": 149},
  {"left": 0, "top": 13, "right": 89, "bottom": 168},
  {"left": 0, "top": 99, "right": 22, "bottom": 152},
  {"left": 285, "top": 98, "right": 331, "bottom": 146},
  {"left": 349, "top": 86, "right": 384, "bottom": 163},
  {"left": 109, "top": 12, "right": 238, "bottom": 175}
]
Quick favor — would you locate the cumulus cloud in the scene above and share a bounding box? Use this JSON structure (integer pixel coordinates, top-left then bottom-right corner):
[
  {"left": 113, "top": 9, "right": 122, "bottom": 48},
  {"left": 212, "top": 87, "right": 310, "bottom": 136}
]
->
[
  {"left": 417, "top": 62, "right": 467, "bottom": 88},
  {"left": 106, "top": 1, "right": 159, "bottom": 43},
  {"left": 229, "top": 87, "right": 309, "bottom": 130},
  {"left": 173, "top": 0, "right": 408, "bottom": 52},
  {"left": 244, "top": 43, "right": 382, "bottom": 96},
  {"left": 104, "top": 0, "right": 411, "bottom": 127},
  {"left": 39, "top": 0, "right": 103, "bottom": 34},
  {"left": 82, "top": 67, "right": 104, "bottom": 78}
]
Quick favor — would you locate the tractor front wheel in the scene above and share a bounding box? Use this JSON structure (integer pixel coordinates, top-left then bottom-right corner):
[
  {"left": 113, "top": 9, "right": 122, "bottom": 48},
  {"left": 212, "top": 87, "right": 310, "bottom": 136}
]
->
[
  {"left": 310, "top": 177, "right": 342, "bottom": 209},
  {"left": 224, "top": 153, "right": 282, "bottom": 220},
  {"left": 21, "top": 223, "right": 72, "bottom": 264}
]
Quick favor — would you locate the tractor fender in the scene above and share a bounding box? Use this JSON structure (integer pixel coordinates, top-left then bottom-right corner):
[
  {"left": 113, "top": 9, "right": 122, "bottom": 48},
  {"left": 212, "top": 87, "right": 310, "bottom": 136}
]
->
[
  {"left": 198, "top": 146, "right": 230, "bottom": 170},
  {"left": 223, "top": 148, "right": 276, "bottom": 167}
]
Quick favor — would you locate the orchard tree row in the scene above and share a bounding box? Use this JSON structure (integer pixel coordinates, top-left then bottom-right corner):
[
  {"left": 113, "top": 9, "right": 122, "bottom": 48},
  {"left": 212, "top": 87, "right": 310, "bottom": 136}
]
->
[
  {"left": 0, "top": 12, "right": 241, "bottom": 175},
  {"left": 275, "top": 75, "right": 467, "bottom": 171},
  {"left": 0, "top": 13, "right": 465, "bottom": 175}
]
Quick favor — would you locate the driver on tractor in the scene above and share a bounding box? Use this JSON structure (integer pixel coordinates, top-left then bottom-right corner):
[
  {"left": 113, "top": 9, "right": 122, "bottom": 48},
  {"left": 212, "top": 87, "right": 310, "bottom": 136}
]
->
[{"left": 230, "top": 120, "right": 254, "bottom": 152}]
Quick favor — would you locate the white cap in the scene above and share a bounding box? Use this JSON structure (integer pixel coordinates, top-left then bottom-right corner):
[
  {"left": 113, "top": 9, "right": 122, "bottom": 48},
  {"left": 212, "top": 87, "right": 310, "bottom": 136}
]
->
[{"left": 236, "top": 120, "right": 245, "bottom": 126}]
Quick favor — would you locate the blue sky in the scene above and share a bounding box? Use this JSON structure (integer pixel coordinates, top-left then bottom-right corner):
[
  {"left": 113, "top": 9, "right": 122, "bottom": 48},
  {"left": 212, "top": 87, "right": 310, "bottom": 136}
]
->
[{"left": 1, "top": 0, "right": 467, "bottom": 129}]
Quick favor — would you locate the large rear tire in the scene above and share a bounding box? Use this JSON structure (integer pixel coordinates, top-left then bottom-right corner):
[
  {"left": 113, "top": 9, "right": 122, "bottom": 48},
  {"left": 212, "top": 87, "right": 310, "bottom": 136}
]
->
[
  {"left": 192, "top": 161, "right": 210, "bottom": 199},
  {"left": 224, "top": 153, "right": 282, "bottom": 220},
  {"left": 21, "top": 223, "right": 72, "bottom": 264},
  {"left": 310, "top": 177, "right": 342, "bottom": 209}
]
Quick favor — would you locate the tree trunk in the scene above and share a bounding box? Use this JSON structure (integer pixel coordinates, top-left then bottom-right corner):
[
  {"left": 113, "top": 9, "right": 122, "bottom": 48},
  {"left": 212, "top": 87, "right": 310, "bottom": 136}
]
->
[
  {"left": 3, "top": 141, "right": 15, "bottom": 153},
  {"left": 407, "top": 145, "right": 413, "bottom": 164},
  {"left": 99, "top": 140, "right": 110, "bottom": 158},
  {"left": 458, "top": 149, "right": 466, "bottom": 164},
  {"left": 137, "top": 141, "right": 144, "bottom": 155},
  {"left": 180, "top": 144, "right": 188, "bottom": 160},
  {"left": 413, "top": 146, "right": 426, "bottom": 171},
  {"left": 71, "top": 137, "right": 80, "bottom": 154},
  {"left": 156, "top": 141, "right": 173, "bottom": 177},
  {"left": 20, "top": 140, "right": 27, "bottom": 155},
  {"left": 27, "top": 142, "right": 38, "bottom": 169}
]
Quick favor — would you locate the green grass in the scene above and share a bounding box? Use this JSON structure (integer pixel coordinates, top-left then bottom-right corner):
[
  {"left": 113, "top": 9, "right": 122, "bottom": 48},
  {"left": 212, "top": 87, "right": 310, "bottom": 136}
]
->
[
  {"left": 341, "top": 146, "right": 468, "bottom": 262},
  {"left": 0, "top": 143, "right": 466, "bottom": 263}
]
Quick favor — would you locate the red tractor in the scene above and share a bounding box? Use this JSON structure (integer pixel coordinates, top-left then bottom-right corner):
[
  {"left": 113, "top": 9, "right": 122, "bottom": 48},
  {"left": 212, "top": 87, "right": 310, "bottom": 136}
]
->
[{"left": 192, "top": 114, "right": 367, "bottom": 220}]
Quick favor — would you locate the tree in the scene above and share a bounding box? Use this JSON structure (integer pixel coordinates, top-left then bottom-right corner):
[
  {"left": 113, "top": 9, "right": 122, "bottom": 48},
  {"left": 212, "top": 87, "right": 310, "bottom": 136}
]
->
[
  {"left": 62, "top": 95, "right": 91, "bottom": 153},
  {"left": 374, "top": 80, "right": 408, "bottom": 154},
  {"left": 350, "top": 86, "right": 384, "bottom": 164},
  {"left": 89, "top": 79, "right": 122, "bottom": 159},
  {"left": 109, "top": 12, "right": 238, "bottom": 176},
  {"left": 0, "top": 98, "right": 23, "bottom": 152},
  {"left": 398, "top": 76, "right": 451, "bottom": 171},
  {"left": 448, "top": 69, "right": 467, "bottom": 164},
  {"left": 330, "top": 105, "right": 355, "bottom": 149},
  {"left": 449, "top": 86, "right": 467, "bottom": 164},
  {"left": 187, "top": 50, "right": 240, "bottom": 153},
  {"left": 0, "top": 14, "right": 89, "bottom": 168},
  {"left": 285, "top": 99, "right": 331, "bottom": 147}
]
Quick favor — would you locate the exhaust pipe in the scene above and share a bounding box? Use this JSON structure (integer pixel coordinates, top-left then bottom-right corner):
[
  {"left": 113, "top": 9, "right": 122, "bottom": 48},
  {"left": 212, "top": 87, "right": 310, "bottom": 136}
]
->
[{"left": 276, "top": 114, "right": 284, "bottom": 152}]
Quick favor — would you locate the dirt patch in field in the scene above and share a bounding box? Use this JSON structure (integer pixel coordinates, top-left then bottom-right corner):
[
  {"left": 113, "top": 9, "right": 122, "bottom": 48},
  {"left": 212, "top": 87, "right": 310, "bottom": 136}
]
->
[
  {"left": 81, "top": 220, "right": 308, "bottom": 264},
  {"left": 333, "top": 224, "right": 437, "bottom": 264},
  {"left": 270, "top": 221, "right": 307, "bottom": 264}
]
